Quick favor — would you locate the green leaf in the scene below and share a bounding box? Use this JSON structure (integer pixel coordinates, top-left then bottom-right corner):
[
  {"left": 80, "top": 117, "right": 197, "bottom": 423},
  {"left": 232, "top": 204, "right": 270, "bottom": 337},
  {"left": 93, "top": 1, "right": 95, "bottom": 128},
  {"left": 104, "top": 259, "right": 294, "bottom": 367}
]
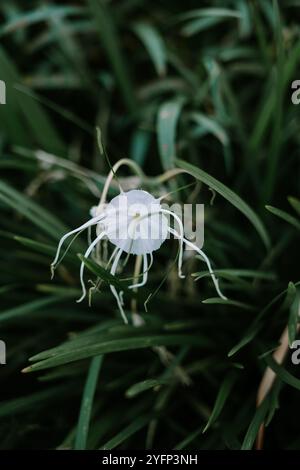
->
[
  {"left": 78, "top": 254, "right": 131, "bottom": 292},
  {"left": 24, "top": 334, "right": 209, "bottom": 372},
  {"left": 29, "top": 325, "right": 211, "bottom": 363},
  {"left": 288, "top": 290, "right": 300, "bottom": 346},
  {"left": 0, "top": 296, "right": 73, "bottom": 324},
  {"left": 88, "top": 0, "right": 135, "bottom": 112},
  {"left": 132, "top": 22, "right": 167, "bottom": 76},
  {"left": 194, "top": 269, "right": 275, "bottom": 282},
  {"left": 100, "top": 414, "right": 152, "bottom": 450},
  {"left": 15, "top": 235, "right": 76, "bottom": 263},
  {"left": 266, "top": 205, "right": 300, "bottom": 231},
  {"left": 203, "top": 371, "right": 237, "bottom": 432},
  {"left": 0, "top": 180, "right": 68, "bottom": 240},
  {"left": 75, "top": 355, "right": 103, "bottom": 450},
  {"left": 241, "top": 397, "right": 269, "bottom": 450},
  {"left": 264, "top": 355, "right": 300, "bottom": 392},
  {"left": 228, "top": 322, "right": 262, "bottom": 357},
  {"left": 228, "top": 281, "right": 300, "bottom": 357},
  {"left": 179, "top": 8, "right": 242, "bottom": 21},
  {"left": 130, "top": 128, "right": 151, "bottom": 166},
  {"left": 288, "top": 196, "right": 300, "bottom": 217},
  {"left": 0, "top": 46, "right": 65, "bottom": 155},
  {"left": 174, "top": 426, "right": 203, "bottom": 450},
  {"left": 157, "top": 98, "right": 185, "bottom": 170},
  {"left": 0, "top": 385, "right": 70, "bottom": 418},
  {"left": 176, "top": 159, "right": 270, "bottom": 249},
  {"left": 29, "top": 325, "right": 159, "bottom": 362},
  {"left": 180, "top": 17, "right": 225, "bottom": 37},
  {"left": 15, "top": 84, "right": 93, "bottom": 135},
  {"left": 202, "top": 298, "right": 255, "bottom": 311},
  {"left": 190, "top": 112, "right": 229, "bottom": 146},
  {"left": 0, "top": 5, "right": 85, "bottom": 36},
  {"left": 126, "top": 379, "right": 168, "bottom": 398},
  {"left": 262, "top": 0, "right": 285, "bottom": 202},
  {"left": 0, "top": 48, "right": 30, "bottom": 146}
]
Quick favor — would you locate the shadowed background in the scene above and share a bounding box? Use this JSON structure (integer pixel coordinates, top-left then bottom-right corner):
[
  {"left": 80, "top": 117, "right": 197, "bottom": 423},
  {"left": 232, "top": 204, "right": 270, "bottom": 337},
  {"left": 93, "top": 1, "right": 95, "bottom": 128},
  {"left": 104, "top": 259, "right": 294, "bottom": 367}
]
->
[{"left": 0, "top": 0, "right": 300, "bottom": 450}]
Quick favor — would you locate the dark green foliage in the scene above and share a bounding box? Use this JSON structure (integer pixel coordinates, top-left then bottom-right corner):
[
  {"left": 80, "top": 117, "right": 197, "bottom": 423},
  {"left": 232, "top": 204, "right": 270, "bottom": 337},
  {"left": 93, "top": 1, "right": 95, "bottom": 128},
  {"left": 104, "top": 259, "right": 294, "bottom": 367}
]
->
[{"left": 0, "top": 0, "right": 300, "bottom": 450}]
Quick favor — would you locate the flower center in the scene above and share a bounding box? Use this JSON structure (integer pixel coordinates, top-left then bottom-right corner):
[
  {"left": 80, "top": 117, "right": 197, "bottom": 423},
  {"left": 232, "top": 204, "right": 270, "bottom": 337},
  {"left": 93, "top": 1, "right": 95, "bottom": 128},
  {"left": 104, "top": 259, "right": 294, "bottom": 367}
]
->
[{"left": 104, "top": 189, "right": 169, "bottom": 255}]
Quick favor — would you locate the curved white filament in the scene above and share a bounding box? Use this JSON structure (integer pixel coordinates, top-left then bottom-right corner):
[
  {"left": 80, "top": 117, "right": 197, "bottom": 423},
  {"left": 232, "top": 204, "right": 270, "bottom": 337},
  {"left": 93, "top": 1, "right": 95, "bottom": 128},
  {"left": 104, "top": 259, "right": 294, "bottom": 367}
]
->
[
  {"left": 51, "top": 212, "right": 107, "bottom": 271},
  {"left": 77, "top": 230, "right": 107, "bottom": 302},
  {"left": 110, "top": 248, "right": 128, "bottom": 324},
  {"left": 129, "top": 254, "right": 148, "bottom": 289},
  {"left": 160, "top": 209, "right": 185, "bottom": 279},
  {"left": 168, "top": 227, "right": 227, "bottom": 300}
]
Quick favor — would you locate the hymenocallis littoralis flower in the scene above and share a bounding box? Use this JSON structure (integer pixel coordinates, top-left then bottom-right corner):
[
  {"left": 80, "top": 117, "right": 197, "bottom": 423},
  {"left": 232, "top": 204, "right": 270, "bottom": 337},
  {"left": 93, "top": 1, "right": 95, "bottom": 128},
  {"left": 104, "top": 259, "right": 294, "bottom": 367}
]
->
[{"left": 51, "top": 130, "right": 227, "bottom": 323}]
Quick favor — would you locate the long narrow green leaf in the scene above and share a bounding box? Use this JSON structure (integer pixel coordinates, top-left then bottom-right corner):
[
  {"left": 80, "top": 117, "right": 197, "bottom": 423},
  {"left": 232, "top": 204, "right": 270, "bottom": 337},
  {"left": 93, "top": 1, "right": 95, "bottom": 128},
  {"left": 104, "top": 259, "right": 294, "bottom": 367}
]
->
[
  {"left": 133, "top": 22, "right": 167, "bottom": 76},
  {"left": 262, "top": 0, "right": 284, "bottom": 202},
  {"left": 0, "top": 385, "right": 70, "bottom": 418},
  {"left": 0, "top": 180, "right": 68, "bottom": 239},
  {"left": 190, "top": 112, "right": 229, "bottom": 146},
  {"left": 266, "top": 205, "right": 300, "bottom": 231},
  {"left": 15, "top": 235, "right": 77, "bottom": 264},
  {"left": 203, "top": 371, "right": 237, "bottom": 432},
  {"left": 202, "top": 298, "right": 255, "bottom": 311},
  {"left": 174, "top": 426, "right": 203, "bottom": 450},
  {"left": 100, "top": 414, "right": 152, "bottom": 450},
  {"left": 288, "top": 196, "right": 300, "bottom": 217},
  {"left": 157, "top": 98, "right": 185, "bottom": 170},
  {"left": 28, "top": 326, "right": 164, "bottom": 362},
  {"left": 24, "top": 334, "right": 209, "bottom": 372},
  {"left": 0, "top": 5, "right": 85, "bottom": 36},
  {"left": 241, "top": 398, "right": 269, "bottom": 450},
  {"left": 179, "top": 8, "right": 242, "bottom": 21},
  {"left": 88, "top": 0, "right": 135, "bottom": 112},
  {"left": 126, "top": 379, "right": 168, "bottom": 398},
  {"left": 228, "top": 322, "right": 261, "bottom": 357},
  {"left": 0, "top": 46, "right": 65, "bottom": 155},
  {"left": 75, "top": 355, "right": 103, "bottom": 450},
  {"left": 264, "top": 355, "right": 300, "bottom": 392},
  {"left": 288, "top": 289, "right": 300, "bottom": 346},
  {"left": 0, "top": 296, "right": 73, "bottom": 324},
  {"left": 176, "top": 159, "right": 270, "bottom": 248}
]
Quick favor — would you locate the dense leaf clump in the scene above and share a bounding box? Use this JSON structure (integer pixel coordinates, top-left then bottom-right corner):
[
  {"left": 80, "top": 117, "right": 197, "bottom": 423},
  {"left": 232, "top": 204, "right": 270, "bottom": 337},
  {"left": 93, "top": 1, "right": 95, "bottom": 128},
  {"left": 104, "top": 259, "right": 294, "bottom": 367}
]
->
[{"left": 0, "top": 0, "right": 300, "bottom": 450}]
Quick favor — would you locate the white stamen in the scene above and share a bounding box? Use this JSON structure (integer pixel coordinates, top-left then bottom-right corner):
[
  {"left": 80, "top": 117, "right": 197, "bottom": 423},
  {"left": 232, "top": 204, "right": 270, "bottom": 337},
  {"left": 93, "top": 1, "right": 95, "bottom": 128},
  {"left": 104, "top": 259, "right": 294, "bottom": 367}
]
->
[
  {"left": 51, "top": 212, "right": 107, "bottom": 271},
  {"left": 77, "top": 230, "right": 107, "bottom": 303},
  {"left": 168, "top": 227, "right": 227, "bottom": 300},
  {"left": 109, "top": 248, "right": 128, "bottom": 324},
  {"left": 160, "top": 209, "right": 185, "bottom": 279},
  {"left": 129, "top": 254, "right": 148, "bottom": 289}
]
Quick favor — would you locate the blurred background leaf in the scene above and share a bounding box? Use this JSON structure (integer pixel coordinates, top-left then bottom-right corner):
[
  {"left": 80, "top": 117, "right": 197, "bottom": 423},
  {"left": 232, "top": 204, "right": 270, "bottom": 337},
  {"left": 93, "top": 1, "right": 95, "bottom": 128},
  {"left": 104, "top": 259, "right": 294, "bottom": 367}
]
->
[{"left": 0, "top": 0, "right": 300, "bottom": 451}]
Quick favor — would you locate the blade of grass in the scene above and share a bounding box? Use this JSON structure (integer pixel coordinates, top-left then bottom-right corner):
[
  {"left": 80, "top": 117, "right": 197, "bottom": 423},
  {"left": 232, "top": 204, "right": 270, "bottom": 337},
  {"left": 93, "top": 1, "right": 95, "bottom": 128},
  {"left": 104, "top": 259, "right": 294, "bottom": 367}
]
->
[
  {"left": 203, "top": 371, "right": 237, "bottom": 433},
  {"left": 75, "top": 355, "right": 103, "bottom": 450},
  {"left": 0, "top": 296, "right": 74, "bottom": 324},
  {"left": 0, "top": 180, "right": 68, "bottom": 240},
  {"left": 126, "top": 378, "right": 169, "bottom": 398},
  {"left": 288, "top": 290, "right": 300, "bottom": 346},
  {"left": 132, "top": 22, "right": 167, "bottom": 76},
  {"left": 266, "top": 205, "right": 300, "bottom": 231},
  {"left": 262, "top": 0, "right": 285, "bottom": 202},
  {"left": 100, "top": 414, "right": 152, "bottom": 449},
  {"left": 241, "top": 397, "right": 269, "bottom": 450},
  {"left": 88, "top": 0, "right": 136, "bottom": 112},
  {"left": 176, "top": 158, "right": 270, "bottom": 248},
  {"left": 264, "top": 354, "right": 300, "bottom": 392},
  {"left": 23, "top": 334, "right": 210, "bottom": 372},
  {"left": 157, "top": 98, "right": 185, "bottom": 170}
]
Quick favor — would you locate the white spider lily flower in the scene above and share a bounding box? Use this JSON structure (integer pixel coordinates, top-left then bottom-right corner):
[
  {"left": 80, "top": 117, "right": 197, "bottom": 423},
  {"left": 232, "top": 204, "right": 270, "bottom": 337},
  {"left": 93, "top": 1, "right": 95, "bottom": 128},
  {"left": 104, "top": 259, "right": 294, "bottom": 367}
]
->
[{"left": 51, "top": 185, "right": 226, "bottom": 324}]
